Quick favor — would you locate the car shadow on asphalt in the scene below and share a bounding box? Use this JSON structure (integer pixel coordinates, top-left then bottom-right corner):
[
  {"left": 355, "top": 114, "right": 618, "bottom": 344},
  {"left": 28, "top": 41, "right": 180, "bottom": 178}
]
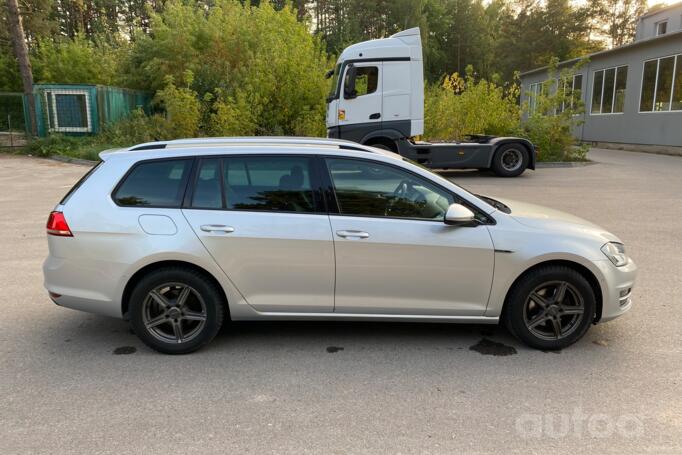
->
[{"left": 40, "top": 312, "right": 531, "bottom": 357}]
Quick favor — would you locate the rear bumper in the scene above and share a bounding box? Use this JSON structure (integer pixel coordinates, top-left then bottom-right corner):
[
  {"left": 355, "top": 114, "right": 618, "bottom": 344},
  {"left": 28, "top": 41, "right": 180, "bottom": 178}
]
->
[
  {"left": 593, "top": 258, "right": 637, "bottom": 322},
  {"left": 43, "top": 254, "right": 122, "bottom": 318}
]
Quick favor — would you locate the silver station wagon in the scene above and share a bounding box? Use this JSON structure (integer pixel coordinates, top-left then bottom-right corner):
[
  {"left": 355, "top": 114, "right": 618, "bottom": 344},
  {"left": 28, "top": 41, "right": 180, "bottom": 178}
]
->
[{"left": 43, "top": 138, "right": 636, "bottom": 354}]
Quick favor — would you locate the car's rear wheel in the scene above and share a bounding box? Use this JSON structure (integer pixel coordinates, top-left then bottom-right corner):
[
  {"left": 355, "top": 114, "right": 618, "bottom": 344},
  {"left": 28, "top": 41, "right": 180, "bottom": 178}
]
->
[
  {"left": 129, "top": 267, "right": 224, "bottom": 354},
  {"left": 491, "top": 143, "right": 528, "bottom": 177},
  {"left": 503, "top": 266, "right": 595, "bottom": 350}
]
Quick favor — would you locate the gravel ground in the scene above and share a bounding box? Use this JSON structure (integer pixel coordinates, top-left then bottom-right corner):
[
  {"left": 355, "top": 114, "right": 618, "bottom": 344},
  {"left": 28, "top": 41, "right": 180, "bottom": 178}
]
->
[{"left": 0, "top": 149, "right": 680, "bottom": 454}]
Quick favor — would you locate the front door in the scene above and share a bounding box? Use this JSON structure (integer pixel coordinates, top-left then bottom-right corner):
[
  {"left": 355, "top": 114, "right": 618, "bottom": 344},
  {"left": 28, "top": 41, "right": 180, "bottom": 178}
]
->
[
  {"left": 324, "top": 157, "right": 495, "bottom": 316},
  {"left": 183, "top": 155, "right": 335, "bottom": 313},
  {"left": 338, "top": 62, "right": 383, "bottom": 129}
]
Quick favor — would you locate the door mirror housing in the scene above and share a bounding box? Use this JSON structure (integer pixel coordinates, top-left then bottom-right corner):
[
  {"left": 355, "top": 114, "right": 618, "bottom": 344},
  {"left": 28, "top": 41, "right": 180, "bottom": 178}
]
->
[
  {"left": 444, "top": 203, "right": 476, "bottom": 226},
  {"left": 344, "top": 65, "right": 357, "bottom": 99}
]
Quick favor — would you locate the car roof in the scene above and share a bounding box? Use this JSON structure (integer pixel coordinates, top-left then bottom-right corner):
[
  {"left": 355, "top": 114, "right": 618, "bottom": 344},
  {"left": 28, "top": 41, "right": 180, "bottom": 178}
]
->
[{"left": 99, "top": 137, "right": 393, "bottom": 161}]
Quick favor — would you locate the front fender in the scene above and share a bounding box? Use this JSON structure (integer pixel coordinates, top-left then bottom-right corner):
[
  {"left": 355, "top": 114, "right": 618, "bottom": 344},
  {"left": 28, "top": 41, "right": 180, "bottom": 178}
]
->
[{"left": 484, "top": 250, "right": 608, "bottom": 318}]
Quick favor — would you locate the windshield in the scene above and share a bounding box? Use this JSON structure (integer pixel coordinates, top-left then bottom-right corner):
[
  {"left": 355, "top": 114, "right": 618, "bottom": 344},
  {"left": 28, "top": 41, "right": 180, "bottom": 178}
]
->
[{"left": 327, "top": 63, "right": 341, "bottom": 100}]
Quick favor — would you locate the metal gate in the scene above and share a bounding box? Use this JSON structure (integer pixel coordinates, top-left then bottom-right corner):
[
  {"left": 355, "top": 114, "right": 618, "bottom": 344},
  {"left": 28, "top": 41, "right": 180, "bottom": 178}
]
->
[{"left": 0, "top": 92, "right": 28, "bottom": 149}]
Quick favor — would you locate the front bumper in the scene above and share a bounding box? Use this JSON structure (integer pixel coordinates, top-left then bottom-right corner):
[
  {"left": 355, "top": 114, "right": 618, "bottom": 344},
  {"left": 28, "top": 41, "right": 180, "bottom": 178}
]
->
[{"left": 593, "top": 258, "right": 637, "bottom": 322}]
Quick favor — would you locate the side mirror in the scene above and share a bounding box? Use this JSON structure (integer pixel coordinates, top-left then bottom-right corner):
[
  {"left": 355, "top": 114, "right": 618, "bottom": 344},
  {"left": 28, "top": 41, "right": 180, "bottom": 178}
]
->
[
  {"left": 344, "top": 65, "right": 357, "bottom": 99},
  {"left": 444, "top": 203, "right": 476, "bottom": 226},
  {"left": 324, "top": 68, "right": 334, "bottom": 79}
]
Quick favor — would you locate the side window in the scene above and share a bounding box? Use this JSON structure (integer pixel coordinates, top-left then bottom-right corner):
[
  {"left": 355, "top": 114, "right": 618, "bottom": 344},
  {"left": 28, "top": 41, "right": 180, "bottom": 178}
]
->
[
  {"left": 223, "top": 156, "right": 316, "bottom": 213},
  {"left": 344, "top": 66, "right": 378, "bottom": 98},
  {"left": 114, "top": 159, "right": 191, "bottom": 207},
  {"left": 326, "top": 158, "right": 454, "bottom": 220},
  {"left": 191, "top": 158, "right": 222, "bottom": 209}
]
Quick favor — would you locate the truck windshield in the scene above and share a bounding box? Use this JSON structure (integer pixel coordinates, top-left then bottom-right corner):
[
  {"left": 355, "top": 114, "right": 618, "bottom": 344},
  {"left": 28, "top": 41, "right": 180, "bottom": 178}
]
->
[{"left": 327, "top": 63, "right": 341, "bottom": 101}]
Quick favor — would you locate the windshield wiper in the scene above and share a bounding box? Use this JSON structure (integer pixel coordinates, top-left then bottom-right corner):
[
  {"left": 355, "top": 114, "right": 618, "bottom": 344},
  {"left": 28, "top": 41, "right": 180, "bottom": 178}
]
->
[{"left": 475, "top": 194, "right": 511, "bottom": 214}]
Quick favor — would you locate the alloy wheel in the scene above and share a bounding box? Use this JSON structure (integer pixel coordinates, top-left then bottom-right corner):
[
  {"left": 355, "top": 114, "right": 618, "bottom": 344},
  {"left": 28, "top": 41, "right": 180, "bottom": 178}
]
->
[
  {"left": 523, "top": 281, "right": 585, "bottom": 341},
  {"left": 142, "top": 283, "right": 207, "bottom": 344}
]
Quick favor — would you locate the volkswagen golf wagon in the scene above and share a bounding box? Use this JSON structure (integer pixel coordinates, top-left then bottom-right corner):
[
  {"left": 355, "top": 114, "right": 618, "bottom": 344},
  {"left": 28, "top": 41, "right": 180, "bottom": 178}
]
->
[{"left": 43, "top": 138, "right": 636, "bottom": 354}]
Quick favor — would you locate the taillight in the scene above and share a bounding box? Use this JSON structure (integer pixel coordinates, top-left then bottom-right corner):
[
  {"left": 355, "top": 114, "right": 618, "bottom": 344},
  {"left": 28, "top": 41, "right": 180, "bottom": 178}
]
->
[{"left": 46, "top": 211, "right": 73, "bottom": 237}]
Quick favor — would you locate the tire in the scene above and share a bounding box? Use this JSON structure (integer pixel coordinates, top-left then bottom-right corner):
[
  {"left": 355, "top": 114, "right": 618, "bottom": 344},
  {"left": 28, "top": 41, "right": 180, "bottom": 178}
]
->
[
  {"left": 129, "top": 267, "right": 225, "bottom": 354},
  {"left": 503, "top": 265, "right": 595, "bottom": 350},
  {"left": 491, "top": 143, "right": 529, "bottom": 177}
]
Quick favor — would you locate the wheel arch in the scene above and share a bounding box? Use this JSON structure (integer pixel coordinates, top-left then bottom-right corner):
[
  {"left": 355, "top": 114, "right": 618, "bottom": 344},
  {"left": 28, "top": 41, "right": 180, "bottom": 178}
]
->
[
  {"left": 501, "top": 259, "right": 603, "bottom": 322},
  {"left": 360, "top": 129, "right": 405, "bottom": 152},
  {"left": 121, "top": 260, "right": 230, "bottom": 320}
]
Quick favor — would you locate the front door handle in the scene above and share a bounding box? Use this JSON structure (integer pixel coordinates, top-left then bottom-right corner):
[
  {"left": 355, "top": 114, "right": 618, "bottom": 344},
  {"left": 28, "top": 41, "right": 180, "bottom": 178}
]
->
[
  {"left": 200, "top": 224, "right": 235, "bottom": 233},
  {"left": 336, "top": 230, "right": 369, "bottom": 239},
  {"left": 369, "top": 112, "right": 381, "bottom": 119}
]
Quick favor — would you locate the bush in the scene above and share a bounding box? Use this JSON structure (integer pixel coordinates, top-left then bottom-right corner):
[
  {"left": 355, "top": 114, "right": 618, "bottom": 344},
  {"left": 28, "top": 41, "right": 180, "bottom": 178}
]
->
[
  {"left": 522, "top": 60, "right": 588, "bottom": 161},
  {"left": 25, "top": 109, "right": 173, "bottom": 160},
  {"left": 424, "top": 66, "right": 522, "bottom": 141},
  {"left": 155, "top": 73, "right": 201, "bottom": 139}
]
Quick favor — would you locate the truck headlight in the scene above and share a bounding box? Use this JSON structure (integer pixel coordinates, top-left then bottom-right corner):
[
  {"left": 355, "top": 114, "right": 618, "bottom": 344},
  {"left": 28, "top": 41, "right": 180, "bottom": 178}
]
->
[{"left": 601, "top": 242, "right": 628, "bottom": 267}]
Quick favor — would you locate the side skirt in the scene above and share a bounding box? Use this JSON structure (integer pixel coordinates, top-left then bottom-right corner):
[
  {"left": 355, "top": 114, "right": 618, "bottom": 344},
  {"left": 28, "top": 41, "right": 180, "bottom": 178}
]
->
[{"left": 232, "top": 312, "right": 500, "bottom": 324}]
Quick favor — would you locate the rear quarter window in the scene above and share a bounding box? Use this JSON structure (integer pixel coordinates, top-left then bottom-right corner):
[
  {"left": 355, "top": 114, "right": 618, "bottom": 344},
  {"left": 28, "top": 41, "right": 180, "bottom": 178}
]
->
[{"left": 114, "top": 159, "right": 192, "bottom": 207}]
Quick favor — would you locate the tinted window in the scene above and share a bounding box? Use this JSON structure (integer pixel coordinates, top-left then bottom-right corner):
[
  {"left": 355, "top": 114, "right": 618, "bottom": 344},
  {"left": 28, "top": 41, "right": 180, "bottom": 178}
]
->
[
  {"left": 114, "top": 159, "right": 191, "bottom": 207},
  {"left": 223, "top": 156, "right": 316, "bottom": 213},
  {"left": 326, "top": 158, "right": 454, "bottom": 220},
  {"left": 192, "top": 159, "right": 222, "bottom": 209}
]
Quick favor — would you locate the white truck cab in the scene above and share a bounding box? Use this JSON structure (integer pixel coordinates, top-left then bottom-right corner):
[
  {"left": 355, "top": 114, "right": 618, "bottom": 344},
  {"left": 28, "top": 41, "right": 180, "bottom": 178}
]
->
[
  {"left": 326, "top": 27, "right": 536, "bottom": 177},
  {"left": 326, "top": 27, "right": 424, "bottom": 142}
]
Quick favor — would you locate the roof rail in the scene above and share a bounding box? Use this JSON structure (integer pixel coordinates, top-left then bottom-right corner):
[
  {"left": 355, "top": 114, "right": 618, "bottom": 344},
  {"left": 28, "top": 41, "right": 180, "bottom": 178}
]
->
[{"left": 128, "top": 137, "right": 377, "bottom": 153}]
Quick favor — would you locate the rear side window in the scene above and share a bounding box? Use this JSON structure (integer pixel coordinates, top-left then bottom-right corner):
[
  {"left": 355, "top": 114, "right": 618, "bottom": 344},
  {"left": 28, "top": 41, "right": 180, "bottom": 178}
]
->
[
  {"left": 114, "top": 159, "right": 191, "bottom": 207},
  {"left": 223, "top": 156, "right": 316, "bottom": 213}
]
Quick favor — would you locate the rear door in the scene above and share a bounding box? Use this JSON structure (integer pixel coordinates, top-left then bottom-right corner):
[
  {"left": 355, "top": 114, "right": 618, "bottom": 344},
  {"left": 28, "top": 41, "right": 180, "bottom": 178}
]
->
[{"left": 182, "top": 154, "right": 335, "bottom": 313}]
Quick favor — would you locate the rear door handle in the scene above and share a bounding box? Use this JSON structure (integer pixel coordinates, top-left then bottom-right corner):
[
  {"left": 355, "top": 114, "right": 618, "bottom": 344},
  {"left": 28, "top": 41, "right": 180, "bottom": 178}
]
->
[
  {"left": 336, "top": 230, "right": 369, "bottom": 239},
  {"left": 369, "top": 112, "right": 381, "bottom": 119},
  {"left": 200, "top": 224, "right": 235, "bottom": 233}
]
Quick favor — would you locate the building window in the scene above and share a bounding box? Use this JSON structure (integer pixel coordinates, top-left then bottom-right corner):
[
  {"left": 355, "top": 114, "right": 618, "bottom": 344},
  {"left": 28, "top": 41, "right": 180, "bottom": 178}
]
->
[
  {"left": 655, "top": 20, "right": 668, "bottom": 36},
  {"left": 557, "top": 74, "right": 583, "bottom": 113},
  {"left": 591, "top": 66, "right": 628, "bottom": 114},
  {"left": 527, "top": 82, "right": 544, "bottom": 114},
  {"left": 640, "top": 54, "right": 682, "bottom": 112}
]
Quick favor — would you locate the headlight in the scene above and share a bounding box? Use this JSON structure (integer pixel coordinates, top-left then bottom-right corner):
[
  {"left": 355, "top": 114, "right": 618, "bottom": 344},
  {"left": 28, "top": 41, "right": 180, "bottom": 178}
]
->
[{"left": 601, "top": 242, "right": 628, "bottom": 267}]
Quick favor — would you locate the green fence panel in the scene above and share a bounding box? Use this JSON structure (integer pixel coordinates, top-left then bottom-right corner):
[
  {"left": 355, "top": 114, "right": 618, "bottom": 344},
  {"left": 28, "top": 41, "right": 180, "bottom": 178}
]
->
[{"left": 32, "top": 84, "right": 151, "bottom": 137}]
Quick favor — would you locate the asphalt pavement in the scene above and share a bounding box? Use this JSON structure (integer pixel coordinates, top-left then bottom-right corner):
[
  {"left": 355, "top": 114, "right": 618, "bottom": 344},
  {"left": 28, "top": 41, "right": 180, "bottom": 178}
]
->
[{"left": 0, "top": 149, "right": 680, "bottom": 454}]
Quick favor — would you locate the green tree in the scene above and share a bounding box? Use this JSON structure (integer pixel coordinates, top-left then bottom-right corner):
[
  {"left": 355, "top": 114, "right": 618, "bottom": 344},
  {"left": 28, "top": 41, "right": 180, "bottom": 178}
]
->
[
  {"left": 123, "top": 0, "right": 330, "bottom": 136},
  {"left": 587, "top": 0, "right": 647, "bottom": 48},
  {"left": 31, "top": 35, "right": 122, "bottom": 84}
]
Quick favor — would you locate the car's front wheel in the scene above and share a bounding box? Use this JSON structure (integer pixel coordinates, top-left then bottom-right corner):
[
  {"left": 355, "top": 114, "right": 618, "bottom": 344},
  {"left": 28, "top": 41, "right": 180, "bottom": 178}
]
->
[
  {"left": 504, "top": 265, "right": 595, "bottom": 350},
  {"left": 129, "top": 267, "right": 225, "bottom": 354}
]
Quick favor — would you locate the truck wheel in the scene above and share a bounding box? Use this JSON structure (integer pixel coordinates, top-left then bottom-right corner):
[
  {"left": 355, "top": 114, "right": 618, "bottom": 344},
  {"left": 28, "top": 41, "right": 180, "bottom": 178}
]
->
[{"left": 491, "top": 144, "right": 528, "bottom": 177}]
